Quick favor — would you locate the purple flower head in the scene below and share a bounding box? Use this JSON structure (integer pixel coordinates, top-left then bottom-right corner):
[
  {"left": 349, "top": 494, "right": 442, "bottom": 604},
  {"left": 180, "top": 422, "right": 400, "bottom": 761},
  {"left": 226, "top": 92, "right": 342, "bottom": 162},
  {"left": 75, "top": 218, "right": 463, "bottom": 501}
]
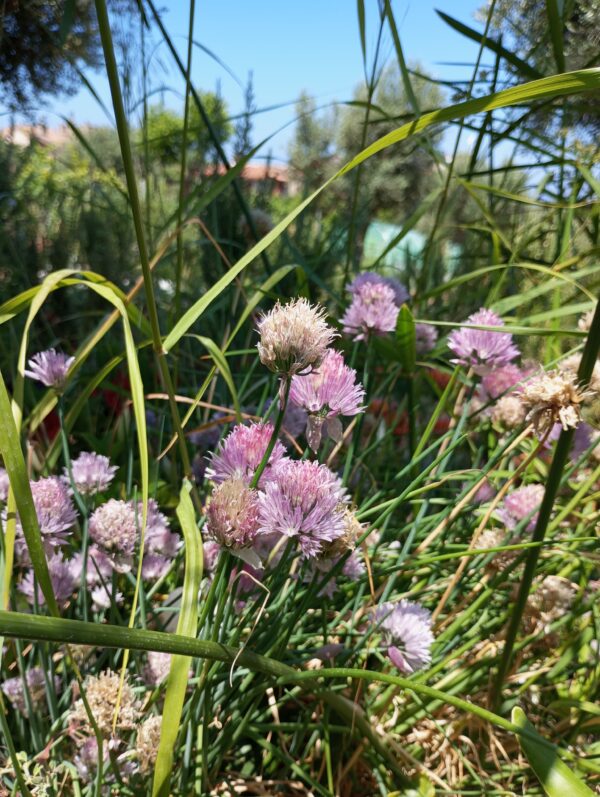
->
[
  {"left": 13, "top": 476, "right": 77, "bottom": 561},
  {"left": 88, "top": 499, "right": 138, "bottom": 573},
  {"left": 415, "top": 323, "right": 438, "bottom": 355},
  {"left": 375, "top": 599, "right": 434, "bottom": 674},
  {"left": 341, "top": 281, "right": 399, "bottom": 342},
  {"left": 480, "top": 363, "right": 524, "bottom": 401},
  {"left": 24, "top": 348, "right": 74, "bottom": 391},
  {"left": 72, "top": 544, "right": 114, "bottom": 587},
  {"left": 257, "top": 459, "right": 348, "bottom": 558},
  {"left": 206, "top": 421, "right": 287, "bottom": 487},
  {"left": 289, "top": 349, "right": 365, "bottom": 451},
  {"left": 0, "top": 467, "right": 9, "bottom": 503},
  {"left": 64, "top": 452, "right": 117, "bottom": 496},
  {"left": 347, "top": 272, "right": 409, "bottom": 307},
  {"left": 206, "top": 478, "right": 260, "bottom": 550},
  {"left": 1, "top": 667, "right": 60, "bottom": 716},
  {"left": 447, "top": 309, "right": 520, "bottom": 375},
  {"left": 497, "top": 484, "right": 544, "bottom": 531},
  {"left": 203, "top": 540, "right": 221, "bottom": 572},
  {"left": 90, "top": 583, "right": 123, "bottom": 612},
  {"left": 144, "top": 498, "right": 179, "bottom": 557},
  {"left": 19, "top": 553, "right": 76, "bottom": 606},
  {"left": 142, "top": 554, "right": 171, "bottom": 581}
]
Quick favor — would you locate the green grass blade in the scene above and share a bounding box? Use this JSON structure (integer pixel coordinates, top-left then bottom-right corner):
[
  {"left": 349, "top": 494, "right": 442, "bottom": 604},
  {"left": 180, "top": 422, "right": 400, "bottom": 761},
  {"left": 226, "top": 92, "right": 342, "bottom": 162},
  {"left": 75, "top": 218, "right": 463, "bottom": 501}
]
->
[
  {"left": 545, "top": 0, "right": 565, "bottom": 72},
  {"left": 512, "top": 707, "right": 594, "bottom": 796},
  {"left": 396, "top": 304, "right": 416, "bottom": 374},
  {"left": 152, "top": 480, "right": 203, "bottom": 797},
  {"left": 190, "top": 335, "right": 241, "bottom": 422},
  {"left": 0, "top": 369, "right": 58, "bottom": 615}
]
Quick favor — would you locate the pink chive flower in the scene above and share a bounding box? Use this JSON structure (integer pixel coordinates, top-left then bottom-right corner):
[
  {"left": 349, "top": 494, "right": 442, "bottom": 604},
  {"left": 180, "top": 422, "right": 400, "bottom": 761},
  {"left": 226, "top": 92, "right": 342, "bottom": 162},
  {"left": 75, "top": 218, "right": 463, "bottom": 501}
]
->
[
  {"left": 375, "top": 599, "right": 434, "bottom": 674},
  {"left": 1, "top": 667, "right": 61, "bottom": 716},
  {"left": 341, "top": 281, "right": 399, "bottom": 342},
  {"left": 143, "top": 651, "right": 172, "bottom": 687},
  {"left": 0, "top": 467, "right": 9, "bottom": 503},
  {"left": 480, "top": 364, "right": 524, "bottom": 401},
  {"left": 496, "top": 484, "right": 545, "bottom": 532},
  {"left": 347, "top": 272, "right": 409, "bottom": 307},
  {"left": 206, "top": 478, "right": 260, "bottom": 550},
  {"left": 415, "top": 323, "right": 438, "bottom": 355},
  {"left": 24, "top": 349, "right": 75, "bottom": 391},
  {"left": 257, "top": 459, "right": 348, "bottom": 558},
  {"left": 206, "top": 422, "right": 287, "bottom": 486},
  {"left": 19, "top": 553, "right": 76, "bottom": 606},
  {"left": 447, "top": 308, "right": 520, "bottom": 375},
  {"left": 13, "top": 476, "right": 77, "bottom": 561},
  {"left": 88, "top": 499, "right": 138, "bottom": 573},
  {"left": 289, "top": 349, "right": 366, "bottom": 451},
  {"left": 64, "top": 452, "right": 117, "bottom": 496}
]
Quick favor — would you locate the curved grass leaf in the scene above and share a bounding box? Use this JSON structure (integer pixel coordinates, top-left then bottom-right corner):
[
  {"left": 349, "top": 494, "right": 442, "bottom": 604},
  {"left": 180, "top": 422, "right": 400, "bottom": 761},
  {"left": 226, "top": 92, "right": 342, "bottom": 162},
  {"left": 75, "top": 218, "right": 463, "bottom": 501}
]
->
[
  {"left": 512, "top": 706, "right": 594, "bottom": 796},
  {"left": 163, "top": 68, "right": 600, "bottom": 351},
  {"left": 152, "top": 480, "right": 203, "bottom": 797},
  {"left": 0, "top": 370, "right": 58, "bottom": 615},
  {"left": 189, "top": 335, "right": 241, "bottom": 422},
  {"left": 396, "top": 304, "right": 417, "bottom": 374}
]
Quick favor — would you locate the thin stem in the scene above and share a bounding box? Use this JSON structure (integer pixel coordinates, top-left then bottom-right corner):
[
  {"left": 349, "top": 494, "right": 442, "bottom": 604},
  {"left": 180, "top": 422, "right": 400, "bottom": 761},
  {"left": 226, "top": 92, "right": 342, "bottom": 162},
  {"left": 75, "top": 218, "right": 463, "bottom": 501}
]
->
[
  {"left": 250, "top": 377, "right": 291, "bottom": 489},
  {"left": 490, "top": 295, "right": 600, "bottom": 709}
]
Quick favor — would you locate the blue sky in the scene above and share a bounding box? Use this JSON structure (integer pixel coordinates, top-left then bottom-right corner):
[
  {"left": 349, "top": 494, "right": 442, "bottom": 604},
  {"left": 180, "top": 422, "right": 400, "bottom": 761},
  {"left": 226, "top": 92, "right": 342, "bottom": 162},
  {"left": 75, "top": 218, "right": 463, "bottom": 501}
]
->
[{"left": 20, "top": 1, "right": 486, "bottom": 161}]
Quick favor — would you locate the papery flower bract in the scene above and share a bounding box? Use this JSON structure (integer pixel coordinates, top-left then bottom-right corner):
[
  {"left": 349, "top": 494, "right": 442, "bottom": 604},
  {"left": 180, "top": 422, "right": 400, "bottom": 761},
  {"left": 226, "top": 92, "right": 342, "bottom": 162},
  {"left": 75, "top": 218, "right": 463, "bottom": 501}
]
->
[
  {"left": 1, "top": 667, "right": 60, "bottom": 716},
  {"left": 24, "top": 348, "right": 74, "bottom": 390},
  {"left": 415, "top": 323, "right": 438, "bottom": 355},
  {"left": 527, "top": 574, "right": 577, "bottom": 623},
  {"left": 19, "top": 553, "right": 76, "bottom": 606},
  {"left": 558, "top": 353, "right": 600, "bottom": 395},
  {"left": 64, "top": 452, "right": 117, "bottom": 496},
  {"left": 256, "top": 298, "right": 336, "bottom": 375},
  {"left": 497, "top": 484, "right": 545, "bottom": 531},
  {"left": 0, "top": 467, "right": 8, "bottom": 503},
  {"left": 491, "top": 394, "right": 527, "bottom": 428},
  {"left": 347, "top": 272, "right": 409, "bottom": 307},
  {"left": 447, "top": 309, "right": 519, "bottom": 375},
  {"left": 206, "top": 478, "right": 260, "bottom": 550},
  {"left": 289, "top": 350, "right": 365, "bottom": 450},
  {"left": 520, "top": 369, "right": 592, "bottom": 434},
  {"left": 88, "top": 499, "right": 138, "bottom": 573},
  {"left": 257, "top": 459, "right": 348, "bottom": 557},
  {"left": 206, "top": 422, "right": 287, "bottom": 486},
  {"left": 341, "top": 281, "right": 399, "bottom": 342},
  {"left": 375, "top": 599, "right": 434, "bottom": 674}
]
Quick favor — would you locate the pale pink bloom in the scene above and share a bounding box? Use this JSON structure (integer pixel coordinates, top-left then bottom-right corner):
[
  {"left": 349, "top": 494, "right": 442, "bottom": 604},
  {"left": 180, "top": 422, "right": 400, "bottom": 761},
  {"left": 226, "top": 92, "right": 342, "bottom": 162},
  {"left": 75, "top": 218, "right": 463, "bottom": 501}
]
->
[
  {"left": 347, "top": 272, "right": 409, "bottom": 306},
  {"left": 0, "top": 467, "right": 8, "bottom": 502},
  {"left": 19, "top": 553, "right": 76, "bottom": 606},
  {"left": 448, "top": 308, "right": 519, "bottom": 375},
  {"left": 206, "top": 422, "right": 287, "bottom": 487},
  {"left": 341, "top": 282, "right": 399, "bottom": 342},
  {"left": 415, "top": 323, "right": 438, "bottom": 355},
  {"left": 88, "top": 499, "right": 138, "bottom": 573},
  {"left": 206, "top": 478, "right": 260, "bottom": 550},
  {"left": 13, "top": 476, "right": 77, "bottom": 561},
  {"left": 497, "top": 484, "right": 545, "bottom": 532},
  {"left": 24, "top": 348, "right": 74, "bottom": 390},
  {"left": 375, "top": 600, "right": 434, "bottom": 673},
  {"left": 64, "top": 452, "right": 117, "bottom": 496}
]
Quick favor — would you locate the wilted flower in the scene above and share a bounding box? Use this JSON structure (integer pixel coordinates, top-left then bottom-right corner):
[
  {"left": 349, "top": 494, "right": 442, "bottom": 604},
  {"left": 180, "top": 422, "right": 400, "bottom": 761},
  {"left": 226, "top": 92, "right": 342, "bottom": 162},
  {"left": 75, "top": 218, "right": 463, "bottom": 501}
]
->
[
  {"left": 69, "top": 670, "right": 141, "bottom": 736},
  {"left": 136, "top": 715, "right": 162, "bottom": 772},
  {"left": 19, "top": 553, "right": 76, "bottom": 606},
  {"left": 415, "top": 323, "right": 438, "bottom": 355},
  {"left": 474, "top": 529, "right": 517, "bottom": 571},
  {"left": 341, "top": 281, "right": 399, "bottom": 342},
  {"left": 524, "top": 575, "right": 578, "bottom": 635},
  {"left": 24, "top": 349, "right": 74, "bottom": 391},
  {"left": 256, "top": 298, "right": 336, "bottom": 376},
  {"left": 88, "top": 499, "right": 138, "bottom": 573},
  {"left": 447, "top": 308, "right": 519, "bottom": 375},
  {"left": 375, "top": 599, "right": 434, "bottom": 673},
  {"left": 520, "top": 369, "right": 592, "bottom": 434},
  {"left": 64, "top": 452, "right": 117, "bottom": 496},
  {"left": 206, "top": 422, "right": 287, "bottom": 487},
  {"left": 1, "top": 667, "right": 60, "bottom": 716},
  {"left": 289, "top": 349, "right": 365, "bottom": 450},
  {"left": 0, "top": 467, "right": 8, "bottom": 503},
  {"left": 497, "top": 484, "right": 545, "bottom": 532},
  {"left": 73, "top": 736, "right": 134, "bottom": 784},
  {"left": 347, "top": 272, "right": 409, "bottom": 306},
  {"left": 558, "top": 353, "right": 600, "bottom": 395},
  {"left": 13, "top": 476, "right": 77, "bottom": 561},
  {"left": 257, "top": 459, "right": 348, "bottom": 557},
  {"left": 142, "top": 651, "right": 172, "bottom": 688},
  {"left": 206, "top": 478, "right": 260, "bottom": 550}
]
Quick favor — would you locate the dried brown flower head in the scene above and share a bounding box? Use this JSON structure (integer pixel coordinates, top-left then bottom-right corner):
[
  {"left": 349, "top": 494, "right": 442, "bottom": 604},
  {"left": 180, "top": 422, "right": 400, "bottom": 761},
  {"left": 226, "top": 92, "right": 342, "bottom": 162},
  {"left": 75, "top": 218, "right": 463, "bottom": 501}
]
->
[{"left": 520, "top": 369, "right": 592, "bottom": 434}]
